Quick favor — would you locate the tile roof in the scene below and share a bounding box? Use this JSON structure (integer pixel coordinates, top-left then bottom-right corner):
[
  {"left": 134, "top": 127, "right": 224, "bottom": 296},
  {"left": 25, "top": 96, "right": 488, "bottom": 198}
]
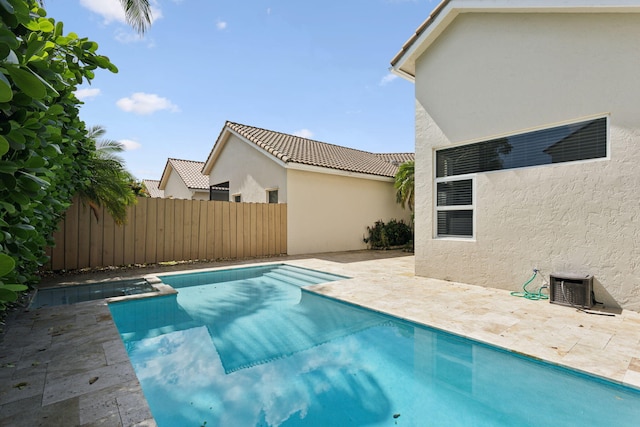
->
[
  {"left": 142, "top": 179, "right": 164, "bottom": 198},
  {"left": 220, "top": 122, "right": 414, "bottom": 178},
  {"left": 164, "top": 158, "right": 209, "bottom": 190},
  {"left": 374, "top": 153, "right": 415, "bottom": 166}
]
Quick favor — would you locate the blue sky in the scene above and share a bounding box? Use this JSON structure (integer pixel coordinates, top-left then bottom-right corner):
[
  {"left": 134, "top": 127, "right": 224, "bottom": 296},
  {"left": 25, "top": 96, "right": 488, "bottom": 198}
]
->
[{"left": 44, "top": 0, "right": 434, "bottom": 181}]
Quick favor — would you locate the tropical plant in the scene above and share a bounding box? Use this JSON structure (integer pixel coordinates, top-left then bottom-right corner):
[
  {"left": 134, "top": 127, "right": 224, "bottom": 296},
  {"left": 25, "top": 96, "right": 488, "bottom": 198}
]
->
[
  {"left": 119, "top": 0, "right": 153, "bottom": 34},
  {"left": 77, "top": 125, "right": 137, "bottom": 224},
  {"left": 0, "top": 0, "right": 118, "bottom": 290},
  {"left": 394, "top": 160, "right": 415, "bottom": 211},
  {"left": 363, "top": 219, "right": 412, "bottom": 250}
]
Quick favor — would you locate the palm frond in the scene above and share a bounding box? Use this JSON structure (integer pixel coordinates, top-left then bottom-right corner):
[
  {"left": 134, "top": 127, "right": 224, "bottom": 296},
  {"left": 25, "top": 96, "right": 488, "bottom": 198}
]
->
[{"left": 120, "top": 0, "right": 153, "bottom": 34}]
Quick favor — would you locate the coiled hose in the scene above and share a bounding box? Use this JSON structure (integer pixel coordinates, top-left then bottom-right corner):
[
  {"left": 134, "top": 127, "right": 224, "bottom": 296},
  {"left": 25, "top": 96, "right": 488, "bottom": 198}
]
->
[{"left": 511, "top": 269, "right": 549, "bottom": 300}]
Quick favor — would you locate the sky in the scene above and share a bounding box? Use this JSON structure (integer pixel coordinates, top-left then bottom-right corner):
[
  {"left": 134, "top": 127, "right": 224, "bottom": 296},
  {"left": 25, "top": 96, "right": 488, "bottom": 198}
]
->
[{"left": 43, "top": 0, "right": 436, "bottom": 181}]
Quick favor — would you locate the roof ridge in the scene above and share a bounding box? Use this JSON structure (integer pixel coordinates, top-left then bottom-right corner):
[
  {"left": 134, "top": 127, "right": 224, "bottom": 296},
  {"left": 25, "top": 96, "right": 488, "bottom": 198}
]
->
[
  {"left": 167, "top": 158, "right": 205, "bottom": 165},
  {"left": 226, "top": 121, "right": 380, "bottom": 156}
]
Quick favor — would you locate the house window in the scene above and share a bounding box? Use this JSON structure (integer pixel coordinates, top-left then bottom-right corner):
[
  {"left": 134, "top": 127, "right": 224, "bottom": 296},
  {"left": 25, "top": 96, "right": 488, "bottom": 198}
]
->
[
  {"left": 435, "top": 177, "right": 474, "bottom": 238},
  {"left": 267, "top": 189, "right": 278, "bottom": 204},
  {"left": 436, "top": 117, "right": 607, "bottom": 177},
  {"left": 434, "top": 117, "right": 607, "bottom": 238},
  {"left": 233, "top": 194, "right": 241, "bottom": 203}
]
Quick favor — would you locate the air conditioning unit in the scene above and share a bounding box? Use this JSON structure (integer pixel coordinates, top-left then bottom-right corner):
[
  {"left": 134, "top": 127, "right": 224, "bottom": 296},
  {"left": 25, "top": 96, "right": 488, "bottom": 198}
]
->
[{"left": 549, "top": 273, "right": 593, "bottom": 309}]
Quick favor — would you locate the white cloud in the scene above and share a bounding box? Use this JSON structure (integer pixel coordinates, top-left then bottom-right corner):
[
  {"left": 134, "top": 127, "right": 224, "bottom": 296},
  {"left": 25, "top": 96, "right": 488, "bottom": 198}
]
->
[
  {"left": 119, "top": 139, "right": 142, "bottom": 151},
  {"left": 116, "top": 92, "right": 180, "bottom": 115},
  {"left": 379, "top": 73, "right": 399, "bottom": 86},
  {"left": 75, "top": 88, "right": 101, "bottom": 100},
  {"left": 80, "top": 0, "right": 163, "bottom": 27},
  {"left": 293, "top": 129, "right": 314, "bottom": 139},
  {"left": 216, "top": 20, "right": 227, "bottom": 30}
]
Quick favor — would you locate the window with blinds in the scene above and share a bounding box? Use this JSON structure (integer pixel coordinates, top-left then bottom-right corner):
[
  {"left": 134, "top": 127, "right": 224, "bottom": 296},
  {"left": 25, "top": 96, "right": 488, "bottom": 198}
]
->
[
  {"left": 436, "top": 117, "right": 607, "bottom": 178},
  {"left": 434, "top": 117, "right": 607, "bottom": 238},
  {"left": 435, "top": 178, "right": 474, "bottom": 238}
]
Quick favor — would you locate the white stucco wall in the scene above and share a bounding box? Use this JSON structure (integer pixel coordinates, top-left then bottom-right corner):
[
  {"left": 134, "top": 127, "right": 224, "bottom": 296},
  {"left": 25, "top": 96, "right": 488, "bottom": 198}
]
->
[
  {"left": 287, "top": 169, "right": 411, "bottom": 255},
  {"left": 209, "top": 134, "right": 287, "bottom": 203},
  {"left": 191, "top": 190, "right": 210, "bottom": 201},
  {"left": 164, "top": 170, "right": 194, "bottom": 200},
  {"left": 413, "top": 13, "right": 640, "bottom": 310}
]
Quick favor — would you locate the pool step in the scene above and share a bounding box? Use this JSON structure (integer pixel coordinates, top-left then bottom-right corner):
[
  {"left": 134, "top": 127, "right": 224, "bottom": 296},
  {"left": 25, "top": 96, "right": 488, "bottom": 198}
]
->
[
  {"left": 263, "top": 271, "right": 319, "bottom": 288},
  {"left": 274, "top": 265, "right": 346, "bottom": 283}
]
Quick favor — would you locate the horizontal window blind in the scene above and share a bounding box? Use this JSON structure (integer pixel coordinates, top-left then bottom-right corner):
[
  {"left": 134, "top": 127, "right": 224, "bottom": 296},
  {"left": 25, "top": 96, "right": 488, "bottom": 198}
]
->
[
  {"left": 437, "top": 210, "right": 473, "bottom": 237},
  {"left": 436, "top": 117, "right": 607, "bottom": 178},
  {"left": 437, "top": 180, "right": 472, "bottom": 206}
]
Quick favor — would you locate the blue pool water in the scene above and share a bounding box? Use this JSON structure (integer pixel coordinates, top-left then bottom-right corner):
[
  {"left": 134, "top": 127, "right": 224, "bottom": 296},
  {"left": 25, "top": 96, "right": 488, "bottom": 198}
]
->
[
  {"left": 31, "top": 279, "right": 156, "bottom": 308},
  {"left": 109, "top": 265, "right": 640, "bottom": 426}
]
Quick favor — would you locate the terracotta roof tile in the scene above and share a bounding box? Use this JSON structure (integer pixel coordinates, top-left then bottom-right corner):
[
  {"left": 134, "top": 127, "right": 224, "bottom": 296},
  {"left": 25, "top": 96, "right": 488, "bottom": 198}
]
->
[
  {"left": 167, "top": 158, "right": 209, "bottom": 189},
  {"left": 225, "top": 122, "right": 414, "bottom": 178},
  {"left": 143, "top": 179, "right": 164, "bottom": 198}
]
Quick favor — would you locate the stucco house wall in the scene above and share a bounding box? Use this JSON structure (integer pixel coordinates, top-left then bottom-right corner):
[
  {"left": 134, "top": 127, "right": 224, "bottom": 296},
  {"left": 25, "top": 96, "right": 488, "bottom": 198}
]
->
[
  {"left": 164, "top": 171, "right": 196, "bottom": 200},
  {"left": 408, "top": 11, "right": 640, "bottom": 310},
  {"left": 209, "top": 134, "right": 287, "bottom": 203},
  {"left": 286, "top": 169, "right": 410, "bottom": 255}
]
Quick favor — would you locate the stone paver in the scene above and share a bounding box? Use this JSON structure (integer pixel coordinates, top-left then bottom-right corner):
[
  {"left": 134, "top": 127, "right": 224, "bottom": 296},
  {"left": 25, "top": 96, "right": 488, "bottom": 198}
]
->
[{"left": 1, "top": 250, "right": 639, "bottom": 426}]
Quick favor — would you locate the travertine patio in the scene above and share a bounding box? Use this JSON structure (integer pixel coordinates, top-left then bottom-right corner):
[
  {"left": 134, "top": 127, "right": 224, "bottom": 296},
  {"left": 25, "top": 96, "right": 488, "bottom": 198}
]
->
[{"left": 1, "top": 250, "right": 639, "bottom": 426}]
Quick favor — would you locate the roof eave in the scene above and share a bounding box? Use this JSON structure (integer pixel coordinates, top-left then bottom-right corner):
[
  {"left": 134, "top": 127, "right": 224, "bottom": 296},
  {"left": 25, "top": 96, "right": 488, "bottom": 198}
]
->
[
  {"left": 158, "top": 160, "right": 174, "bottom": 190},
  {"left": 287, "top": 163, "right": 395, "bottom": 182},
  {"left": 390, "top": 0, "right": 640, "bottom": 81}
]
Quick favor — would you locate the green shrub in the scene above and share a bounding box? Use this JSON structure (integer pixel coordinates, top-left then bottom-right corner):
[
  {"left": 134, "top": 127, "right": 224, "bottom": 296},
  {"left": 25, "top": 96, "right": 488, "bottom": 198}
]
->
[
  {"left": 0, "top": 0, "right": 117, "bottom": 293},
  {"left": 363, "top": 219, "right": 413, "bottom": 250}
]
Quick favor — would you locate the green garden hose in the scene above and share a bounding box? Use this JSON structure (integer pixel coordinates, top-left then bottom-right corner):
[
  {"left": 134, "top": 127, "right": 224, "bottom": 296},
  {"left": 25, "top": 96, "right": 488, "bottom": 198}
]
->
[{"left": 511, "top": 269, "right": 549, "bottom": 300}]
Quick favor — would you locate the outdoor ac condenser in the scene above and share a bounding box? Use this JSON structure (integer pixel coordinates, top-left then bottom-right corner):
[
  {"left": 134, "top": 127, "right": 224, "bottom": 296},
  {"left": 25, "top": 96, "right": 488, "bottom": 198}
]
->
[{"left": 549, "top": 273, "right": 593, "bottom": 309}]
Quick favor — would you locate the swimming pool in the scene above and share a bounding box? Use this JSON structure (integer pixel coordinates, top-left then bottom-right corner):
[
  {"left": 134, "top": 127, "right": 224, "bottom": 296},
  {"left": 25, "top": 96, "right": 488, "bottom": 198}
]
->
[
  {"left": 30, "top": 278, "right": 156, "bottom": 308},
  {"left": 109, "top": 264, "right": 640, "bottom": 426}
]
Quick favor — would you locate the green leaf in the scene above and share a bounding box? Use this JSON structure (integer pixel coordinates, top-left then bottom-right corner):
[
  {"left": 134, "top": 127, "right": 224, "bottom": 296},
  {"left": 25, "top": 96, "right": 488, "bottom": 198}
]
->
[
  {"left": 24, "top": 40, "right": 46, "bottom": 62},
  {"left": 0, "top": 135, "right": 8, "bottom": 157},
  {"left": 0, "top": 288, "right": 18, "bottom": 303},
  {"left": 25, "top": 155, "right": 45, "bottom": 168},
  {"left": 54, "top": 21, "right": 63, "bottom": 38},
  {"left": 0, "top": 43, "right": 9, "bottom": 60},
  {"left": 38, "top": 20, "right": 54, "bottom": 33},
  {"left": 18, "top": 171, "right": 49, "bottom": 190},
  {"left": 0, "top": 253, "right": 15, "bottom": 277},
  {"left": 0, "top": 73, "right": 12, "bottom": 102},
  {"left": 0, "top": 161, "right": 18, "bottom": 174},
  {"left": 5, "top": 66, "right": 47, "bottom": 100},
  {"left": 0, "top": 284, "right": 28, "bottom": 292}
]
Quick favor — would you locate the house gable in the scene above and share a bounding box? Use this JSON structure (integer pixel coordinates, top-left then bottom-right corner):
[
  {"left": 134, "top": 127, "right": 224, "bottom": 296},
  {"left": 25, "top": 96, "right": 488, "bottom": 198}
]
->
[
  {"left": 159, "top": 158, "right": 209, "bottom": 200},
  {"left": 391, "top": 0, "right": 640, "bottom": 80}
]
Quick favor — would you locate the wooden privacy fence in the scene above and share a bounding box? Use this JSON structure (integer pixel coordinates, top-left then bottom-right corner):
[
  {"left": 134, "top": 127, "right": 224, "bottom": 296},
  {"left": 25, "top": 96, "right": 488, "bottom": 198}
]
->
[{"left": 45, "top": 197, "right": 287, "bottom": 271}]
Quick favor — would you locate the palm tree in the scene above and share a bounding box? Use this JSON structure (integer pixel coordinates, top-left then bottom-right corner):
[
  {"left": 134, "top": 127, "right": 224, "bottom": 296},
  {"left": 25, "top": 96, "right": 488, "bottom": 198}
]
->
[
  {"left": 394, "top": 160, "right": 415, "bottom": 211},
  {"left": 78, "top": 125, "right": 137, "bottom": 224},
  {"left": 120, "top": 0, "right": 153, "bottom": 34}
]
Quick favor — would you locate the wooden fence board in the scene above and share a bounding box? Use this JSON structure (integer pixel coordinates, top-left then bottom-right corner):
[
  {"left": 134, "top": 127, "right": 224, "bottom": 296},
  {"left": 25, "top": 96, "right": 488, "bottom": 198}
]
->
[
  {"left": 63, "top": 202, "right": 79, "bottom": 270},
  {"left": 144, "top": 198, "right": 157, "bottom": 264},
  {"left": 77, "top": 203, "right": 91, "bottom": 268},
  {"left": 122, "top": 204, "right": 136, "bottom": 265},
  {"left": 164, "top": 198, "right": 175, "bottom": 261},
  {"left": 236, "top": 203, "right": 244, "bottom": 258},
  {"left": 89, "top": 204, "right": 104, "bottom": 268},
  {"left": 205, "top": 203, "right": 215, "bottom": 260},
  {"left": 214, "top": 201, "right": 223, "bottom": 259},
  {"left": 46, "top": 198, "right": 287, "bottom": 270},
  {"left": 190, "top": 201, "right": 200, "bottom": 259}
]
